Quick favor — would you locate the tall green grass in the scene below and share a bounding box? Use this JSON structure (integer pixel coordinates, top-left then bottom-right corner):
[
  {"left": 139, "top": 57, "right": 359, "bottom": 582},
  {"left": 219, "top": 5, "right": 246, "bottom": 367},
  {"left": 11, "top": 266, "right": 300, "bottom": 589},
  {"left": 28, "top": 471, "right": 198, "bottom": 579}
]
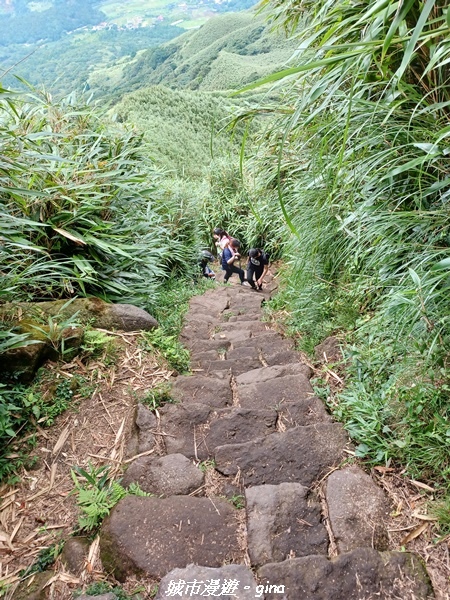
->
[{"left": 0, "top": 86, "right": 177, "bottom": 305}]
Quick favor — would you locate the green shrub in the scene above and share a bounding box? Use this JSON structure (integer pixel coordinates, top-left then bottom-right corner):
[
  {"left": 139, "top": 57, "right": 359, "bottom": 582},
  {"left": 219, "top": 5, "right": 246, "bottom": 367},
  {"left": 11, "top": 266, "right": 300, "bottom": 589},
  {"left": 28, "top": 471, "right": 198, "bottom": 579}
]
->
[{"left": 71, "top": 463, "right": 151, "bottom": 532}]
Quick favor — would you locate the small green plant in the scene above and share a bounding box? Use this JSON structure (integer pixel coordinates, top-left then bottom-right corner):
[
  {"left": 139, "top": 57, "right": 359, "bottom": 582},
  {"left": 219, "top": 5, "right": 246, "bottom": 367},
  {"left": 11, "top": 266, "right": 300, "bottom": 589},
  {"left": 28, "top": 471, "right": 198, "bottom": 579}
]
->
[
  {"left": 27, "top": 299, "right": 81, "bottom": 356},
  {"left": 20, "top": 542, "right": 64, "bottom": 578},
  {"left": 141, "top": 382, "right": 177, "bottom": 410},
  {"left": 140, "top": 329, "right": 190, "bottom": 373},
  {"left": 430, "top": 495, "right": 450, "bottom": 539},
  {"left": 222, "top": 311, "right": 235, "bottom": 322},
  {"left": 71, "top": 463, "right": 151, "bottom": 531},
  {"left": 81, "top": 330, "right": 118, "bottom": 365},
  {"left": 71, "top": 463, "right": 127, "bottom": 531},
  {"left": 198, "top": 459, "right": 216, "bottom": 472},
  {"left": 76, "top": 580, "right": 141, "bottom": 599},
  {"left": 229, "top": 494, "right": 245, "bottom": 509}
]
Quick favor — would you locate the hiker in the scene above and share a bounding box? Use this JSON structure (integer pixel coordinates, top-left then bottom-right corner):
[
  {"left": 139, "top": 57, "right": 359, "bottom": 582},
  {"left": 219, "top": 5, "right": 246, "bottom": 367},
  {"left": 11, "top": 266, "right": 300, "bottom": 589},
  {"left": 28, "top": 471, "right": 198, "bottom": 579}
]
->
[
  {"left": 222, "top": 238, "right": 245, "bottom": 284},
  {"left": 247, "top": 247, "right": 269, "bottom": 290},
  {"left": 198, "top": 249, "right": 216, "bottom": 280},
  {"left": 212, "top": 227, "right": 231, "bottom": 259}
]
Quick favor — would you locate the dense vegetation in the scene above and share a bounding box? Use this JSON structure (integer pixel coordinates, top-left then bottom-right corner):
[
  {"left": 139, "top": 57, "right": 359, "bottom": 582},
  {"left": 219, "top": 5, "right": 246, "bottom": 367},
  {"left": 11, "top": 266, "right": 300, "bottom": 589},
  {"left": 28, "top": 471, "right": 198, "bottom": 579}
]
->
[{"left": 1, "top": 0, "right": 450, "bottom": 530}]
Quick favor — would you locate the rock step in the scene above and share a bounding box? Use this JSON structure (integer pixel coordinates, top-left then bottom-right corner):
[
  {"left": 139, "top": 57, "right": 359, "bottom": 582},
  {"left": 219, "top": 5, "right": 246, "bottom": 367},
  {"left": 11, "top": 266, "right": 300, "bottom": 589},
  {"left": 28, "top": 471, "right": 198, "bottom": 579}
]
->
[
  {"left": 215, "top": 423, "right": 349, "bottom": 487},
  {"left": 99, "top": 276, "right": 434, "bottom": 599}
]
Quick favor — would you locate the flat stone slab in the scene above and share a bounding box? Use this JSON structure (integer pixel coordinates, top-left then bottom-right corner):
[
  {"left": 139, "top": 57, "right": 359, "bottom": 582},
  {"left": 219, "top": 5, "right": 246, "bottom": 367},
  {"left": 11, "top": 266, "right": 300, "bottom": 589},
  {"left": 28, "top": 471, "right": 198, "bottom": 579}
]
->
[
  {"left": 155, "top": 564, "right": 259, "bottom": 599},
  {"left": 189, "top": 293, "right": 230, "bottom": 315},
  {"left": 180, "top": 324, "right": 211, "bottom": 346},
  {"left": 171, "top": 374, "right": 232, "bottom": 408},
  {"left": 225, "top": 346, "right": 260, "bottom": 361},
  {"left": 100, "top": 495, "right": 240, "bottom": 581},
  {"left": 326, "top": 465, "right": 390, "bottom": 552},
  {"left": 160, "top": 403, "right": 211, "bottom": 458},
  {"left": 216, "top": 321, "right": 269, "bottom": 332},
  {"left": 236, "top": 363, "right": 311, "bottom": 385},
  {"left": 246, "top": 483, "right": 328, "bottom": 567},
  {"left": 211, "top": 329, "right": 252, "bottom": 345},
  {"left": 187, "top": 338, "right": 232, "bottom": 354},
  {"left": 122, "top": 453, "right": 204, "bottom": 496},
  {"left": 227, "top": 314, "right": 260, "bottom": 322},
  {"left": 258, "top": 547, "right": 434, "bottom": 600},
  {"left": 190, "top": 349, "right": 221, "bottom": 365},
  {"left": 215, "top": 424, "right": 348, "bottom": 487},
  {"left": 201, "top": 357, "right": 262, "bottom": 376},
  {"left": 237, "top": 374, "right": 314, "bottom": 410},
  {"left": 203, "top": 408, "right": 278, "bottom": 455},
  {"left": 263, "top": 349, "right": 303, "bottom": 366},
  {"left": 278, "top": 396, "right": 332, "bottom": 426}
]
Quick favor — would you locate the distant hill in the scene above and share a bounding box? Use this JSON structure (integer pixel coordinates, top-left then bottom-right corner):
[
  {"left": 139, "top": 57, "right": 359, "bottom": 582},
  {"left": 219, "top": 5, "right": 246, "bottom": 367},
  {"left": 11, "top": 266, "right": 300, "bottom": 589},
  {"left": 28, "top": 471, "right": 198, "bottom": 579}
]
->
[{"left": 112, "top": 11, "right": 296, "bottom": 94}]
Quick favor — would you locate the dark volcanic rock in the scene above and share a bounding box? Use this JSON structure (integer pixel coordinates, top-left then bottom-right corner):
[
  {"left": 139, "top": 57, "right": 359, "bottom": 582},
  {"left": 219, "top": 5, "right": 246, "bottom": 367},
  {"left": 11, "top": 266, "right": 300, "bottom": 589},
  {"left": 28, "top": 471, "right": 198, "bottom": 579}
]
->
[
  {"left": 204, "top": 408, "right": 278, "bottom": 454},
  {"left": 171, "top": 374, "right": 232, "bottom": 408},
  {"left": 326, "top": 466, "right": 390, "bottom": 552},
  {"left": 258, "top": 547, "right": 434, "bottom": 600},
  {"left": 159, "top": 403, "right": 212, "bottom": 458},
  {"left": 215, "top": 424, "right": 348, "bottom": 487},
  {"left": 60, "top": 536, "right": 90, "bottom": 575},
  {"left": 100, "top": 495, "right": 240, "bottom": 581},
  {"left": 122, "top": 453, "right": 204, "bottom": 496},
  {"left": 237, "top": 374, "right": 314, "bottom": 410},
  {"left": 246, "top": 483, "right": 328, "bottom": 567},
  {"left": 126, "top": 403, "right": 157, "bottom": 457}
]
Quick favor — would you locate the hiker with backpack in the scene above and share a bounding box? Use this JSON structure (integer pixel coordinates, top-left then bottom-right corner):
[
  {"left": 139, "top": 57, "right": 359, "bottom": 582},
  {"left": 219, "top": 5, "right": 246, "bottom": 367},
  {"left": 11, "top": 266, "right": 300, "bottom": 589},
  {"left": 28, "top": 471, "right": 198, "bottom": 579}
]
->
[{"left": 221, "top": 238, "right": 245, "bottom": 285}]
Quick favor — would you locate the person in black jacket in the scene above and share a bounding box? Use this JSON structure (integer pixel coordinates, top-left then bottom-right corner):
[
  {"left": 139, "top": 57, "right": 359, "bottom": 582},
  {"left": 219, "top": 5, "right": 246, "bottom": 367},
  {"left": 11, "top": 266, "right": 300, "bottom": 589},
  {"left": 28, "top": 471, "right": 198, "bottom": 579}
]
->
[{"left": 247, "top": 248, "right": 269, "bottom": 290}]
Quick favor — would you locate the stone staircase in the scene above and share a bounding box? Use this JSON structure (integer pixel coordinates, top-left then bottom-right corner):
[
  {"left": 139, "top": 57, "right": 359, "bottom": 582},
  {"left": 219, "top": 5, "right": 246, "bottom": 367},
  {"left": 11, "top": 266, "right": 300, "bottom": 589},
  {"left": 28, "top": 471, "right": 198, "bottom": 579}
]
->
[{"left": 98, "top": 273, "right": 434, "bottom": 600}]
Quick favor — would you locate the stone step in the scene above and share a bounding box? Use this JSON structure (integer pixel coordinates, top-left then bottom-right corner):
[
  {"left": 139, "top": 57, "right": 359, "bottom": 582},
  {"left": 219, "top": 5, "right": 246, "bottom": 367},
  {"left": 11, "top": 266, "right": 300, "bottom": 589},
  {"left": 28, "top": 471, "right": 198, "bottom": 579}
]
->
[
  {"left": 258, "top": 547, "right": 433, "bottom": 600},
  {"left": 214, "top": 423, "right": 349, "bottom": 487},
  {"left": 158, "top": 404, "right": 279, "bottom": 460},
  {"left": 245, "top": 482, "right": 328, "bottom": 567},
  {"left": 171, "top": 373, "right": 232, "bottom": 408},
  {"left": 100, "top": 495, "right": 241, "bottom": 581}
]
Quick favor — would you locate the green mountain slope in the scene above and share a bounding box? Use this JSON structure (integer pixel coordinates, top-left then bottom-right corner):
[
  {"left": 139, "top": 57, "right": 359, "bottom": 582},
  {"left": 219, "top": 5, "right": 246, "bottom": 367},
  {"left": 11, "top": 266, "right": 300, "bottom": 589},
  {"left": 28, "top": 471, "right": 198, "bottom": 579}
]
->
[
  {"left": 114, "top": 11, "right": 296, "bottom": 93},
  {"left": 113, "top": 85, "right": 244, "bottom": 178}
]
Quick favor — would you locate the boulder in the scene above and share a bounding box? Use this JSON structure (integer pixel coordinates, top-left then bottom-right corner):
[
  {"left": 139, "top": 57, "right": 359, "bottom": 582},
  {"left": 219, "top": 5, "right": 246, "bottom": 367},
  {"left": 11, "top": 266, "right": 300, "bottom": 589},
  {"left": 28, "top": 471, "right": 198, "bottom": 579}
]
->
[
  {"left": 0, "top": 298, "right": 158, "bottom": 332},
  {"left": 60, "top": 536, "right": 90, "bottom": 575},
  {"left": 0, "top": 326, "right": 83, "bottom": 383},
  {"left": 12, "top": 570, "right": 54, "bottom": 600},
  {"left": 126, "top": 403, "right": 157, "bottom": 457}
]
